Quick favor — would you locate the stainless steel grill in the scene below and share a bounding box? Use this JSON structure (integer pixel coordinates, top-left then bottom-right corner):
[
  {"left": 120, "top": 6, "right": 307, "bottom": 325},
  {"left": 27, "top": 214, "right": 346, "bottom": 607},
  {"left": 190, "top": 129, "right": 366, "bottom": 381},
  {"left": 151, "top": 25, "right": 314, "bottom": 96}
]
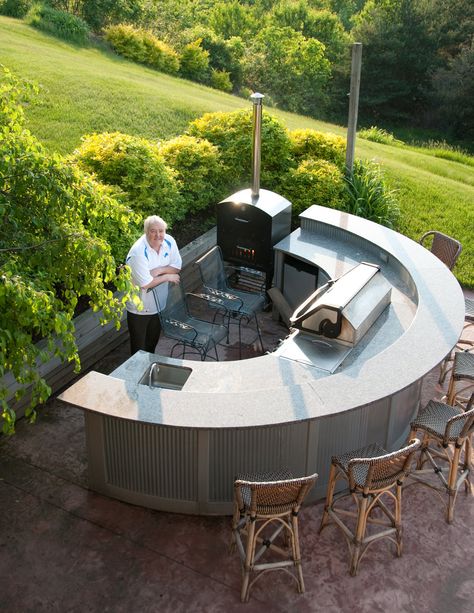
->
[
  {"left": 290, "top": 262, "right": 392, "bottom": 346},
  {"left": 274, "top": 262, "right": 392, "bottom": 372}
]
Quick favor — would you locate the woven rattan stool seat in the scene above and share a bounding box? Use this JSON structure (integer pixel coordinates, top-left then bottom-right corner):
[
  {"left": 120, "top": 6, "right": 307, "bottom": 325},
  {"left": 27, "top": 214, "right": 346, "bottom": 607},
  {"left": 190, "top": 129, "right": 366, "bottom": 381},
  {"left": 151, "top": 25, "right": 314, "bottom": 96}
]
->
[
  {"left": 231, "top": 470, "right": 317, "bottom": 602},
  {"left": 407, "top": 394, "right": 474, "bottom": 523},
  {"left": 410, "top": 400, "right": 467, "bottom": 441},
  {"left": 319, "top": 439, "right": 420, "bottom": 576}
]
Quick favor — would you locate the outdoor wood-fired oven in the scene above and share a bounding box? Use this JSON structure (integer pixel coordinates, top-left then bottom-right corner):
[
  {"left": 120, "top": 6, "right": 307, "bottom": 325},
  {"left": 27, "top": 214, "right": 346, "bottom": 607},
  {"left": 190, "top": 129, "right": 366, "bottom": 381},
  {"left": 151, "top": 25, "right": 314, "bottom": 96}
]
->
[{"left": 217, "top": 94, "right": 291, "bottom": 288}]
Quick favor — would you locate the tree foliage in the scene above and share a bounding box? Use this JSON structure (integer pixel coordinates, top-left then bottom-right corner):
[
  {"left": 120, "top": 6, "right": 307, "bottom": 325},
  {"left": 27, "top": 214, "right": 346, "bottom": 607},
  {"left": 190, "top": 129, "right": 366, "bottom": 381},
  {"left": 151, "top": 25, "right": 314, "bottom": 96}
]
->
[
  {"left": 0, "top": 67, "right": 136, "bottom": 433},
  {"left": 352, "top": 0, "right": 437, "bottom": 123},
  {"left": 242, "top": 26, "right": 331, "bottom": 116}
]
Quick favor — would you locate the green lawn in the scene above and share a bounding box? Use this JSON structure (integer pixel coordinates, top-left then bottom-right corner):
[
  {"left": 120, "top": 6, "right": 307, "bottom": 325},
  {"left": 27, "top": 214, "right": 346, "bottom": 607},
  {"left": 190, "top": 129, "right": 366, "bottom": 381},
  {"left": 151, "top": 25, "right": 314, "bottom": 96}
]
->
[{"left": 1, "top": 16, "right": 473, "bottom": 287}]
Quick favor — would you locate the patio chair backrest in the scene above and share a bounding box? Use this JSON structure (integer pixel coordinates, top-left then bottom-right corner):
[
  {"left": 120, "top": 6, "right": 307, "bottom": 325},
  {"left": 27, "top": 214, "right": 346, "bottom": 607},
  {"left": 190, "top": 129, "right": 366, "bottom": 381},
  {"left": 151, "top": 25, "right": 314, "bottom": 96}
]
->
[{"left": 195, "top": 245, "right": 229, "bottom": 291}]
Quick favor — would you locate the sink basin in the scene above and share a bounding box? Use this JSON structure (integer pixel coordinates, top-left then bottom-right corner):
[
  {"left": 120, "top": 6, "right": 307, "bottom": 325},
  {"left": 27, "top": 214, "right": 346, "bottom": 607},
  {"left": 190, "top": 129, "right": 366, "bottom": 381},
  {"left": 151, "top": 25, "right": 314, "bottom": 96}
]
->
[{"left": 138, "top": 362, "right": 192, "bottom": 390}]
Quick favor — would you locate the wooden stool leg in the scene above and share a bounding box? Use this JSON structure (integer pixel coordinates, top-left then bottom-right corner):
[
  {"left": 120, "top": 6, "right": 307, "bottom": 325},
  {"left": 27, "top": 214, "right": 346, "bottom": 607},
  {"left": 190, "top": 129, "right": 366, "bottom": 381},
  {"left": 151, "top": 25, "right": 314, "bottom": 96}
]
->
[
  {"left": 350, "top": 496, "right": 369, "bottom": 576},
  {"left": 241, "top": 518, "right": 256, "bottom": 602},
  {"left": 319, "top": 462, "right": 337, "bottom": 533},
  {"left": 446, "top": 445, "right": 462, "bottom": 523},
  {"left": 447, "top": 371, "right": 457, "bottom": 406},
  {"left": 395, "top": 483, "right": 403, "bottom": 556},
  {"left": 291, "top": 513, "right": 305, "bottom": 593}
]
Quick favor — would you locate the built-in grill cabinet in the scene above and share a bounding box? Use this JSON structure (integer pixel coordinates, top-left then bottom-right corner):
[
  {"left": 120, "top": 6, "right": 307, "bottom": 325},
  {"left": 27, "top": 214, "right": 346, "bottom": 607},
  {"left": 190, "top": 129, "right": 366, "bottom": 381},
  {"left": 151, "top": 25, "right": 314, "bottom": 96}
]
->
[{"left": 217, "top": 188, "right": 291, "bottom": 274}]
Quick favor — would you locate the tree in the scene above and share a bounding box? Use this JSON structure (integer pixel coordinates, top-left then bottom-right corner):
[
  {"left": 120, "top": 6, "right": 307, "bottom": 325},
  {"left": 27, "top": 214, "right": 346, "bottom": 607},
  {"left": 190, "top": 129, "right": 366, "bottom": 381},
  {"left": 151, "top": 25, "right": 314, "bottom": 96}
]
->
[
  {"left": 208, "top": 0, "right": 258, "bottom": 41},
  {"left": 242, "top": 26, "right": 331, "bottom": 116},
  {"left": 352, "top": 0, "right": 437, "bottom": 124},
  {"left": 270, "top": 1, "right": 349, "bottom": 63},
  {"left": 0, "top": 67, "right": 136, "bottom": 433},
  {"left": 432, "top": 43, "right": 474, "bottom": 141}
]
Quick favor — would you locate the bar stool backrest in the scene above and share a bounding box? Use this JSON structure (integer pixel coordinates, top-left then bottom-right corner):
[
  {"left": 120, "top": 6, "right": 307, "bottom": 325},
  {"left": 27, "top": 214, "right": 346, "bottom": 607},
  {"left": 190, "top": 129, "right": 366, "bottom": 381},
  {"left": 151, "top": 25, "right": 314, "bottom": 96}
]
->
[
  {"left": 347, "top": 438, "right": 421, "bottom": 492},
  {"left": 234, "top": 474, "right": 318, "bottom": 517},
  {"left": 419, "top": 230, "right": 462, "bottom": 271},
  {"left": 445, "top": 395, "right": 474, "bottom": 443}
]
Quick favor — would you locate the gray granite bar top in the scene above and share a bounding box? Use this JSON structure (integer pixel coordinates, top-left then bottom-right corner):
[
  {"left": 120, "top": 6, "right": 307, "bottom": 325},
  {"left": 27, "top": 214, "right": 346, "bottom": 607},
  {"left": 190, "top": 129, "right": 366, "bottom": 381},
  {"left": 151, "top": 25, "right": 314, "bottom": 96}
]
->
[{"left": 58, "top": 206, "right": 465, "bottom": 429}]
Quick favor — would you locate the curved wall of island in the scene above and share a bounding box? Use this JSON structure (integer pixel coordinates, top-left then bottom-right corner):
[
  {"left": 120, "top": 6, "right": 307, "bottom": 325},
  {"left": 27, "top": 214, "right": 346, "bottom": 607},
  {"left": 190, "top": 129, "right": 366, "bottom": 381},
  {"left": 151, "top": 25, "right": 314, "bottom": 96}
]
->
[{"left": 58, "top": 206, "right": 465, "bottom": 515}]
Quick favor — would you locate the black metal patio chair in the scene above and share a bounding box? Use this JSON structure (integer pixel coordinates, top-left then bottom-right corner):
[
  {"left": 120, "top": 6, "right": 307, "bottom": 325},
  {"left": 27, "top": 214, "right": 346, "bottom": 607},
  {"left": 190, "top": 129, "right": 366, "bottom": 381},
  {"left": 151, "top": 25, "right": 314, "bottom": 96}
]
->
[
  {"left": 194, "top": 245, "right": 266, "bottom": 359},
  {"left": 151, "top": 281, "right": 228, "bottom": 361}
]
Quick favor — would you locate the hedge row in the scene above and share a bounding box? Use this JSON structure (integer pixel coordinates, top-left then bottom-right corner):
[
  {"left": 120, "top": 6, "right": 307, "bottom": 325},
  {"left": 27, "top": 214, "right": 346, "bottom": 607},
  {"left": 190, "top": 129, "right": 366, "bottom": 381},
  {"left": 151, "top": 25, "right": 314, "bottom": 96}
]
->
[{"left": 71, "top": 108, "right": 399, "bottom": 262}]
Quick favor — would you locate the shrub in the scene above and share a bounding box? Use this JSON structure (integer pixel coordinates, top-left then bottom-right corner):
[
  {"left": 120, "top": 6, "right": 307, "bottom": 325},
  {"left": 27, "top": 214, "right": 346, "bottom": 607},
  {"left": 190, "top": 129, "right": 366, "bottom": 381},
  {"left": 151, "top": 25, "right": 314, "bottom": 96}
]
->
[
  {"left": 281, "top": 159, "right": 346, "bottom": 223},
  {"left": 179, "top": 39, "right": 210, "bottom": 83},
  {"left": 26, "top": 3, "right": 91, "bottom": 45},
  {"left": 104, "top": 24, "right": 145, "bottom": 62},
  {"left": 104, "top": 25, "right": 179, "bottom": 75},
  {"left": 210, "top": 68, "right": 232, "bottom": 92},
  {"left": 188, "top": 109, "right": 293, "bottom": 193},
  {"left": 289, "top": 129, "right": 346, "bottom": 168},
  {"left": 358, "top": 126, "right": 403, "bottom": 146},
  {"left": 141, "top": 30, "right": 180, "bottom": 74},
  {"left": 72, "top": 132, "right": 184, "bottom": 227},
  {"left": 0, "top": 0, "right": 32, "bottom": 18},
  {"left": 159, "top": 135, "right": 223, "bottom": 213},
  {"left": 344, "top": 160, "right": 400, "bottom": 229}
]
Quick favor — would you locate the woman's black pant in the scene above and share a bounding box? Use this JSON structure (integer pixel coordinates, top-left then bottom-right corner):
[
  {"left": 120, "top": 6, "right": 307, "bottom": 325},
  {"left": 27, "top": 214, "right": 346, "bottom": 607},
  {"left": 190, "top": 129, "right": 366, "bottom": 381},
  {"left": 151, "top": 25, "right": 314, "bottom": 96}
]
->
[{"left": 127, "top": 311, "right": 162, "bottom": 355}]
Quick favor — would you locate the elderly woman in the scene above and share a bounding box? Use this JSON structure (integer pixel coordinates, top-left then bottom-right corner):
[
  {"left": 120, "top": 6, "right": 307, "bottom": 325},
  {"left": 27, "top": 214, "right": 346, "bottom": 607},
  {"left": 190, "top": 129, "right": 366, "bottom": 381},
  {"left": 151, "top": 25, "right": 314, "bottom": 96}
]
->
[{"left": 125, "top": 215, "right": 182, "bottom": 355}]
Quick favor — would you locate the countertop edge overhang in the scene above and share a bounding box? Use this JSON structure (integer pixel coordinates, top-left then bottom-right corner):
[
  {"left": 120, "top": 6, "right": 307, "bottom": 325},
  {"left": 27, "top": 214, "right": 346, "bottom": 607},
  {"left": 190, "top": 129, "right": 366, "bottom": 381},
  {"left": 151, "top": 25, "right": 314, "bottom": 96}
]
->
[{"left": 58, "top": 206, "right": 465, "bottom": 429}]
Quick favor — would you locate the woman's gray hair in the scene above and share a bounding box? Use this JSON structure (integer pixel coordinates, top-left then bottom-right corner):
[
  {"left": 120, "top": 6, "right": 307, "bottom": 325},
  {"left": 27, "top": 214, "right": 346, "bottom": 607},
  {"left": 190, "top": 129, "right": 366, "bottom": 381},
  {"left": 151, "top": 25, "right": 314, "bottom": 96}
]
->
[{"left": 144, "top": 215, "right": 167, "bottom": 232}]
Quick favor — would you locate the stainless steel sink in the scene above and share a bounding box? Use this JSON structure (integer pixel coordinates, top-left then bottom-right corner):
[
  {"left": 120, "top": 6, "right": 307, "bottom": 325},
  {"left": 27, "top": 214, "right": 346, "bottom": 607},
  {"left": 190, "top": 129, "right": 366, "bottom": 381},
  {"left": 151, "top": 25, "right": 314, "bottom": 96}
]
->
[{"left": 138, "top": 362, "right": 192, "bottom": 390}]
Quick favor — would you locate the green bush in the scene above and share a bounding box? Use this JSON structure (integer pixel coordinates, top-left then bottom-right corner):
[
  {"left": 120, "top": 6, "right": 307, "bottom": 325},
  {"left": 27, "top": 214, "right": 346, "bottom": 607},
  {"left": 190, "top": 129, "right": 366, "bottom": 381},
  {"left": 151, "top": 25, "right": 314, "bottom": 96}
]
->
[
  {"left": 104, "top": 24, "right": 145, "bottom": 61},
  {"left": 281, "top": 159, "right": 346, "bottom": 223},
  {"left": 344, "top": 160, "right": 400, "bottom": 229},
  {"left": 179, "top": 39, "right": 210, "bottom": 83},
  {"left": 72, "top": 132, "right": 184, "bottom": 227},
  {"left": 26, "top": 3, "right": 91, "bottom": 45},
  {"left": 0, "top": 0, "right": 32, "bottom": 18},
  {"left": 104, "top": 24, "right": 179, "bottom": 75},
  {"left": 358, "top": 126, "right": 403, "bottom": 146},
  {"left": 210, "top": 68, "right": 232, "bottom": 92},
  {"left": 141, "top": 30, "right": 180, "bottom": 74},
  {"left": 289, "top": 129, "right": 346, "bottom": 168},
  {"left": 188, "top": 108, "right": 293, "bottom": 193},
  {"left": 159, "top": 135, "right": 223, "bottom": 213}
]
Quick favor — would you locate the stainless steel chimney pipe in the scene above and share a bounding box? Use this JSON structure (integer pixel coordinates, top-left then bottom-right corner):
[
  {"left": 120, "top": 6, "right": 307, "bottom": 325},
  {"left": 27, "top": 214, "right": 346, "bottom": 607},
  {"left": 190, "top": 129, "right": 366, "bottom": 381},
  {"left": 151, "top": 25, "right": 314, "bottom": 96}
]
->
[{"left": 250, "top": 92, "right": 264, "bottom": 201}]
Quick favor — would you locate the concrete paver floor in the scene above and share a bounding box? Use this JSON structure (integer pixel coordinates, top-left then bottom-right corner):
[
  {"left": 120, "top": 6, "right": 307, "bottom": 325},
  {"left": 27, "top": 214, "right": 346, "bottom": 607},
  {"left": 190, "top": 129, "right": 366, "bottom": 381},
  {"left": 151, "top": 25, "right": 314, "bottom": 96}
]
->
[{"left": 1, "top": 291, "right": 473, "bottom": 612}]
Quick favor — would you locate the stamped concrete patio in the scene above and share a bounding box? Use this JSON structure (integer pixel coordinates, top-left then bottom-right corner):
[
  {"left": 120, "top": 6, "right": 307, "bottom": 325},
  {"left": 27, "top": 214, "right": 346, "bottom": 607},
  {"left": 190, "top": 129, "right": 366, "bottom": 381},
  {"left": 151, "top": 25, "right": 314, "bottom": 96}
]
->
[{"left": 1, "top": 289, "right": 473, "bottom": 613}]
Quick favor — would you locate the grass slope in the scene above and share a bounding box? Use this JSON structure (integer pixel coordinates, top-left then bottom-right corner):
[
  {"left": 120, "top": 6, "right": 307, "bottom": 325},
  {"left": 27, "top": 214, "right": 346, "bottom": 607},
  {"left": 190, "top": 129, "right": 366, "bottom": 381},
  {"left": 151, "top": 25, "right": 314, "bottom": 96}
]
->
[{"left": 1, "top": 16, "right": 473, "bottom": 287}]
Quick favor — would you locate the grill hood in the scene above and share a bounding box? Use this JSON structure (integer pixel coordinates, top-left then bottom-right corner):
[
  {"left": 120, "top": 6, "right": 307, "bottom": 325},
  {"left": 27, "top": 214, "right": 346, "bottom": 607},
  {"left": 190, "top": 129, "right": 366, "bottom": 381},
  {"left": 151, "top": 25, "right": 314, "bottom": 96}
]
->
[{"left": 290, "top": 262, "right": 392, "bottom": 347}]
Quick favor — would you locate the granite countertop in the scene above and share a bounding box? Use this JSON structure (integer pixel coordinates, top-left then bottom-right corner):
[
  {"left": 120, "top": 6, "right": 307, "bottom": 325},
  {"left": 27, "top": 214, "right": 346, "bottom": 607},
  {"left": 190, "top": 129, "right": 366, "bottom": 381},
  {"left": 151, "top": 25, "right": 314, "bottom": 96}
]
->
[{"left": 58, "top": 206, "right": 465, "bottom": 429}]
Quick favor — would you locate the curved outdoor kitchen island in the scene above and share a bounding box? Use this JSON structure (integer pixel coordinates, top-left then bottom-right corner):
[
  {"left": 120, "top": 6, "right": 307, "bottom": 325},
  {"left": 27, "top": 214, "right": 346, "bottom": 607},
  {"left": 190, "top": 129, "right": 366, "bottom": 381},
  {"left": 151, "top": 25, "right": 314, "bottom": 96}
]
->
[{"left": 58, "top": 205, "right": 465, "bottom": 515}]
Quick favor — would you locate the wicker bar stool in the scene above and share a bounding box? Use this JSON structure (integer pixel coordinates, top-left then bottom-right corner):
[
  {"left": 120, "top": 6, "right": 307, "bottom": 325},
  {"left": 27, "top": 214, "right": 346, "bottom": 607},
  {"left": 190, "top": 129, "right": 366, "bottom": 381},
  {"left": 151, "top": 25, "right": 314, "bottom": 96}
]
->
[
  {"left": 419, "top": 230, "right": 462, "bottom": 271},
  {"left": 407, "top": 394, "right": 474, "bottom": 523},
  {"left": 230, "top": 470, "right": 318, "bottom": 603},
  {"left": 318, "top": 439, "right": 421, "bottom": 576},
  {"left": 439, "top": 298, "right": 474, "bottom": 385},
  {"left": 446, "top": 350, "right": 474, "bottom": 407}
]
